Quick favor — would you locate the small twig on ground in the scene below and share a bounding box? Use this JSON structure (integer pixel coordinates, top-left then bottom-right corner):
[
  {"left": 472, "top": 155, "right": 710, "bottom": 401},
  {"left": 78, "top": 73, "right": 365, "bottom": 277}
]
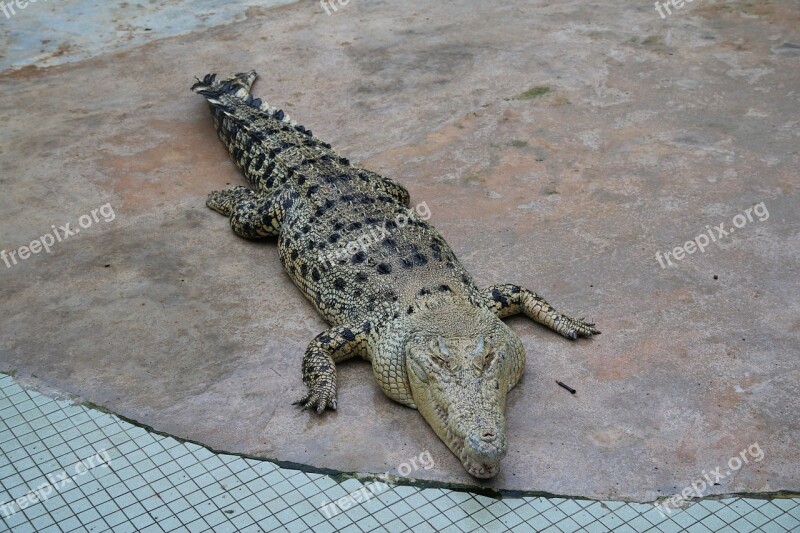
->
[{"left": 556, "top": 381, "right": 576, "bottom": 394}]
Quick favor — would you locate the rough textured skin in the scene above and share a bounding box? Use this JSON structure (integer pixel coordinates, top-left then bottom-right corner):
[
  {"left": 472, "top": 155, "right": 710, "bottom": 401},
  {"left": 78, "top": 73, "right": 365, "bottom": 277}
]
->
[{"left": 191, "top": 71, "right": 599, "bottom": 478}]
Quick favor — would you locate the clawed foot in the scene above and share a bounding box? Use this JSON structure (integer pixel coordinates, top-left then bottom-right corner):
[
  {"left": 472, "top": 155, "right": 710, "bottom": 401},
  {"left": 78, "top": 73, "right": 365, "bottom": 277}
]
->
[
  {"left": 559, "top": 317, "right": 601, "bottom": 340},
  {"left": 206, "top": 186, "right": 251, "bottom": 216},
  {"left": 293, "top": 380, "right": 337, "bottom": 414}
]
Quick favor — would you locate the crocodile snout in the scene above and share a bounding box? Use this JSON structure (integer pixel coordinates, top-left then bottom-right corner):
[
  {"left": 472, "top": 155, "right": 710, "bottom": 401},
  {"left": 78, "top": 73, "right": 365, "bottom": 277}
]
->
[{"left": 465, "top": 427, "right": 507, "bottom": 464}]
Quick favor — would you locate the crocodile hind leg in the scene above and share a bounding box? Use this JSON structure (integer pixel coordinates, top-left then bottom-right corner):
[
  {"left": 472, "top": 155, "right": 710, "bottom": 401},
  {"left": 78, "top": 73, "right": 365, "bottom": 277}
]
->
[
  {"left": 294, "top": 322, "right": 372, "bottom": 414},
  {"left": 206, "top": 185, "right": 284, "bottom": 239},
  {"left": 481, "top": 284, "right": 600, "bottom": 339}
]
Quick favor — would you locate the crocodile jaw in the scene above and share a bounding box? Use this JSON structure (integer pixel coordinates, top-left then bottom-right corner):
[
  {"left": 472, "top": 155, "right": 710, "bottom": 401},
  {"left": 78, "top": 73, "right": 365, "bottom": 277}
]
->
[
  {"left": 411, "top": 376, "right": 508, "bottom": 478},
  {"left": 406, "top": 336, "right": 510, "bottom": 479}
]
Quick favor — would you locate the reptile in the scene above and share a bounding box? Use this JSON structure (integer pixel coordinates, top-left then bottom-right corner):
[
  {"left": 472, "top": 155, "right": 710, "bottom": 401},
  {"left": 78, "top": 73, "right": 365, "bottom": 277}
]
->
[{"left": 191, "top": 70, "right": 599, "bottom": 478}]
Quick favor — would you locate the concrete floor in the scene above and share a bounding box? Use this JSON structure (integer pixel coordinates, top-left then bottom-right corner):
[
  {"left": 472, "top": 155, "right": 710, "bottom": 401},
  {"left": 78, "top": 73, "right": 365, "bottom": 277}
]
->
[{"left": 1, "top": 0, "right": 798, "bottom": 500}]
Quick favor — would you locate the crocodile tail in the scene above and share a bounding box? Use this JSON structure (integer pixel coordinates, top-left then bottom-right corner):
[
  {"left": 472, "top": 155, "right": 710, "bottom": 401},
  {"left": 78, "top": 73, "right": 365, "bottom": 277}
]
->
[
  {"left": 191, "top": 70, "right": 257, "bottom": 99},
  {"left": 191, "top": 70, "right": 302, "bottom": 130}
]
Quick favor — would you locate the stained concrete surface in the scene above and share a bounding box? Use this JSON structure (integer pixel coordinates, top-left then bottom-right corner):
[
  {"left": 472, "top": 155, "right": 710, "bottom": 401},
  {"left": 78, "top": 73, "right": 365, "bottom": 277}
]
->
[{"left": 1, "top": 0, "right": 798, "bottom": 500}]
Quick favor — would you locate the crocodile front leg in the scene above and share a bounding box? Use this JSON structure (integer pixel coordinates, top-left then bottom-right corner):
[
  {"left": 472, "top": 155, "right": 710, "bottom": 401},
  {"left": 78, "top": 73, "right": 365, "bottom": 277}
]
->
[
  {"left": 206, "top": 185, "right": 285, "bottom": 239},
  {"left": 481, "top": 284, "right": 600, "bottom": 339},
  {"left": 295, "top": 322, "right": 372, "bottom": 413}
]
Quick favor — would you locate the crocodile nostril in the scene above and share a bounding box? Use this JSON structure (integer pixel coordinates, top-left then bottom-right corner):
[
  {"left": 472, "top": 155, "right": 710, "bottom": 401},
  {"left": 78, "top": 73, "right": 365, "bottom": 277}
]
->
[{"left": 480, "top": 428, "right": 496, "bottom": 442}]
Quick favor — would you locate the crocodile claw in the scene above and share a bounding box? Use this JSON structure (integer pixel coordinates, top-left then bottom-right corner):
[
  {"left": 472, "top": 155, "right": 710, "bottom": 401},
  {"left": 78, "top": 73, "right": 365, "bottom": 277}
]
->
[
  {"left": 294, "top": 387, "right": 337, "bottom": 414},
  {"left": 562, "top": 317, "right": 601, "bottom": 339}
]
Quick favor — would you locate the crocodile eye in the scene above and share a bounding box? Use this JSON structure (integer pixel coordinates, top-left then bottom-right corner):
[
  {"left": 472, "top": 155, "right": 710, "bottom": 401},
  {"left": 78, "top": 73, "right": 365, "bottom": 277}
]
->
[
  {"left": 409, "top": 358, "right": 428, "bottom": 383},
  {"left": 432, "top": 336, "right": 458, "bottom": 372},
  {"left": 432, "top": 352, "right": 456, "bottom": 372},
  {"left": 473, "top": 351, "right": 495, "bottom": 373}
]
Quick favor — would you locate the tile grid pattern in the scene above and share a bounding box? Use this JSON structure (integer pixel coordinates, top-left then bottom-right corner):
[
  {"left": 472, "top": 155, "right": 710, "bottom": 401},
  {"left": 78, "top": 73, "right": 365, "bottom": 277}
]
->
[{"left": 0, "top": 374, "right": 797, "bottom": 533}]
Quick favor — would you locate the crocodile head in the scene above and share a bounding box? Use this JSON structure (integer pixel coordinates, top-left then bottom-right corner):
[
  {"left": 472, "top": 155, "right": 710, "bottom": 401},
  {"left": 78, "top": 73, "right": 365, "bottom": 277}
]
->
[{"left": 405, "top": 314, "right": 524, "bottom": 478}]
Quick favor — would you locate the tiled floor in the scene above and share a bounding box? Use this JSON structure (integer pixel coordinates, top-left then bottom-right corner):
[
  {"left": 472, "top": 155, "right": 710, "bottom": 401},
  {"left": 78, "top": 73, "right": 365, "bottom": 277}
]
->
[{"left": 0, "top": 374, "right": 797, "bottom": 532}]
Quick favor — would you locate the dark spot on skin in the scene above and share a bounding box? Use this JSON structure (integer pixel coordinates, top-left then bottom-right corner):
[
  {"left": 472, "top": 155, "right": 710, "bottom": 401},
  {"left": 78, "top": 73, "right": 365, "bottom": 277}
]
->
[
  {"left": 401, "top": 258, "right": 413, "bottom": 269},
  {"left": 352, "top": 251, "right": 367, "bottom": 264},
  {"left": 418, "top": 288, "right": 431, "bottom": 296},
  {"left": 282, "top": 197, "right": 294, "bottom": 208},
  {"left": 340, "top": 194, "right": 355, "bottom": 202},
  {"left": 306, "top": 185, "right": 320, "bottom": 197},
  {"left": 334, "top": 278, "right": 346, "bottom": 290},
  {"left": 377, "top": 263, "right": 392, "bottom": 274},
  {"left": 319, "top": 334, "right": 332, "bottom": 344},
  {"left": 347, "top": 222, "right": 362, "bottom": 231},
  {"left": 407, "top": 306, "right": 414, "bottom": 315},
  {"left": 356, "top": 272, "right": 368, "bottom": 282},
  {"left": 363, "top": 321, "right": 371, "bottom": 333},
  {"left": 307, "top": 240, "right": 316, "bottom": 250},
  {"left": 325, "top": 199, "right": 336, "bottom": 209},
  {"left": 291, "top": 250, "right": 299, "bottom": 260},
  {"left": 385, "top": 220, "right": 397, "bottom": 230},
  {"left": 296, "top": 175, "right": 306, "bottom": 185},
  {"left": 315, "top": 207, "right": 325, "bottom": 217},
  {"left": 511, "top": 286, "right": 521, "bottom": 293},
  {"left": 382, "top": 238, "right": 396, "bottom": 248},
  {"left": 333, "top": 222, "right": 344, "bottom": 231},
  {"left": 491, "top": 288, "right": 510, "bottom": 308},
  {"left": 328, "top": 233, "right": 340, "bottom": 244},
  {"left": 300, "top": 263, "right": 308, "bottom": 276},
  {"left": 354, "top": 289, "right": 363, "bottom": 297},
  {"left": 312, "top": 268, "right": 321, "bottom": 282},
  {"left": 341, "top": 328, "right": 355, "bottom": 341},
  {"left": 439, "top": 284, "right": 451, "bottom": 292},
  {"left": 302, "top": 225, "right": 311, "bottom": 234},
  {"left": 365, "top": 216, "right": 380, "bottom": 224},
  {"left": 413, "top": 253, "right": 428, "bottom": 266}
]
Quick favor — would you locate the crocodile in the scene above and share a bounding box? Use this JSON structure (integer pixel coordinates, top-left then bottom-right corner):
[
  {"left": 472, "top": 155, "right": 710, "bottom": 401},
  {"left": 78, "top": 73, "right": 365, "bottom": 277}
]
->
[{"left": 191, "top": 70, "right": 599, "bottom": 478}]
